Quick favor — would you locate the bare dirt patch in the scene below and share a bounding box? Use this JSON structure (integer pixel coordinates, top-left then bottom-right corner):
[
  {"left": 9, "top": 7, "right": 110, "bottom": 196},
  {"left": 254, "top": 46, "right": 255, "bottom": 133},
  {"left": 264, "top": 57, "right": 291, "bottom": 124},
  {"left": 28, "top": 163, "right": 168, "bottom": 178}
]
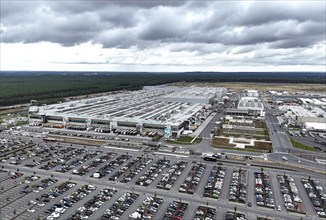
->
[
  {"left": 172, "top": 82, "right": 326, "bottom": 92},
  {"left": 212, "top": 137, "right": 236, "bottom": 147}
]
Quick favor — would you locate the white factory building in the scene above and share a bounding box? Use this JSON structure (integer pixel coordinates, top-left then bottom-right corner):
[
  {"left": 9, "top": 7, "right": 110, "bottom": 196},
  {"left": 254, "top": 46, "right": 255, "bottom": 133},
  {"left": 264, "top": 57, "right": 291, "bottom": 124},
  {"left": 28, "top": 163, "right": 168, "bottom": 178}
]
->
[
  {"left": 28, "top": 86, "right": 227, "bottom": 138},
  {"left": 303, "top": 122, "right": 326, "bottom": 132},
  {"left": 237, "top": 97, "right": 265, "bottom": 116},
  {"left": 279, "top": 105, "right": 326, "bottom": 125},
  {"left": 247, "top": 90, "right": 259, "bottom": 97},
  {"left": 158, "top": 86, "right": 227, "bottom": 104},
  {"left": 299, "top": 98, "right": 326, "bottom": 106}
]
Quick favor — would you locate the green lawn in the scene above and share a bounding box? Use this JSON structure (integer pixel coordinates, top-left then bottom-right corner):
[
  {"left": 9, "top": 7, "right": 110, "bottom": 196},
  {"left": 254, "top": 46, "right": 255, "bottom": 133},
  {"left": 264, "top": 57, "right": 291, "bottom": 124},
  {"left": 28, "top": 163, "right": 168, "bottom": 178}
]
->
[{"left": 290, "top": 138, "right": 317, "bottom": 152}]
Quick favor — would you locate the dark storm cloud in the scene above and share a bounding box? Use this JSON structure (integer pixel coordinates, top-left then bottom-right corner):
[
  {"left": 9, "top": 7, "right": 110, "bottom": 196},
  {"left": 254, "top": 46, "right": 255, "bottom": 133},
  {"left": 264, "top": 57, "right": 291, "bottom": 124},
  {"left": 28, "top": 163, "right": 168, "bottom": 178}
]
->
[
  {"left": 0, "top": 1, "right": 325, "bottom": 55},
  {"left": 1, "top": 8, "right": 102, "bottom": 46},
  {"left": 230, "top": 2, "right": 325, "bottom": 26}
]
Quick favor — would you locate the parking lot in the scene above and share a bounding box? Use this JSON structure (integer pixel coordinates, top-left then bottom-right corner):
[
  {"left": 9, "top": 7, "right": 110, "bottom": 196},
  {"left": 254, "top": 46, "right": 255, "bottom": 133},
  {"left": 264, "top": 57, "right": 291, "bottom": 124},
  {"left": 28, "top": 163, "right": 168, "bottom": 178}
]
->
[{"left": 1, "top": 136, "right": 326, "bottom": 220}]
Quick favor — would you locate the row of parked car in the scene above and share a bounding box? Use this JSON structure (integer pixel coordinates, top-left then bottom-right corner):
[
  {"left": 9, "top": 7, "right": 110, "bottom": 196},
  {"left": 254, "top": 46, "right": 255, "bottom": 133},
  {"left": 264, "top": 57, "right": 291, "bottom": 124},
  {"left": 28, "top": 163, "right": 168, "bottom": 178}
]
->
[
  {"left": 92, "top": 154, "right": 131, "bottom": 178},
  {"left": 46, "top": 184, "right": 97, "bottom": 220},
  {"left": 157, "top": 161, "right": 188, "bottom": 190},
  {"left": 10, "top": 171, "right": 24, "bottom": 179},
  {"left": 136, "top": 159, "right": 170, "bottom": 187},
  {"left": 20, "top": 175, "right": 41, "bottom": 194},
  {"left": 66, "top": 125, "right": 87, "bottom": 130},
  {"left": 203, "top": 166, "right": 225, "bottom": 199},
  {"left": 229, "top": 169, "right": 247, "bottom": 203},
  {"left": 72, "top": 152, "right": 116, "bottom": 176},
  {"left": 179, "top": 162, "right": 206, "bottom": 194},
  {"left": 68, "top": 188, "right": 117, "bottom": 220},
  {"left": 163, "top": 201, "right": 188, "bottom": 220},
  {"left": 100, "top": 192, "right": 139, "bottom": 220},
  {"left": 40, "top": 148, "right": 85, "bottom": 170},
  {"left": 38, "top": 182, "right": 76, "bottom": 210},
  {"left": 225, "top": 210, "right": 246, "bottom": 220},
  {"left": 121, "top": 158, "right": 152, "bottom": 183},
  {"left": 254, "top": 172, "right": 275, "bottom": 208},
  {"left": 0, "top": 138, "right": 30, "bottom": 156},
  {"left": 278, "top": 175, "right": 302, "bottom": 212},
  {"left": 55, "top": 150, "right": 101, "bottom": 173},
  {"left": 109, "top": 157, "right": 142, "bottom": 181},
  {"left": 17, "top": 144, "right": 49, "bottom": 166},
  {"left": 113, "top": 128, "right": 138, "bottom": 136},
  {"left": 94, "top": 127, "right": 110, "bottom": 133},
  {"left": 193, "top": 206, "right": 216, "bottom": 220},
  {"left": 28, "top": 178, "right": 59, "bottom": 213},
  {"left": 129, "top": 196, "right": 163, "bottom": 219},
  {"left": 302, "top": 178, "right": 326, "bottom": 217}
]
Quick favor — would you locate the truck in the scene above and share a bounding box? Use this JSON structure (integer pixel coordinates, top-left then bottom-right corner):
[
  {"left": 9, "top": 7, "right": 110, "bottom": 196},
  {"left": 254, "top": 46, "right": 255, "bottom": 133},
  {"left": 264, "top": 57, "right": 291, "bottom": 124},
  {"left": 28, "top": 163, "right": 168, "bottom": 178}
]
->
[{"left": 202, "top": 153, "right": 217, "bottom": 162}]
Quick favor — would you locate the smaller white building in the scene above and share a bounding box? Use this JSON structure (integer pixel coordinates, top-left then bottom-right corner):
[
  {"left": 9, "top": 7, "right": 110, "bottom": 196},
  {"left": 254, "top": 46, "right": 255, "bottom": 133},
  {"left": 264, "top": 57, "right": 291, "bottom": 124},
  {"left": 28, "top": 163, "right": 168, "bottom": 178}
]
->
[
  {"left": 279, "top": 105, "right": 326, "bottom": 124},
  {"left": 247, "top": 90, "right": 259, "bottom": 97},
  {"left": 304, "top": 122, "right": 326, "bottom": 131},
  {"left": 237, "top": 97, "right": 265, "bottom": 116}
]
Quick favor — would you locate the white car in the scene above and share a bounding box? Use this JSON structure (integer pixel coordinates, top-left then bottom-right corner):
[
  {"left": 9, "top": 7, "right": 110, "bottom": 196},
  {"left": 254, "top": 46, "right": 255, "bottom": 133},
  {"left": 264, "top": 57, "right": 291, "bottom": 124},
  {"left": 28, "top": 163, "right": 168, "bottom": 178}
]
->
[
  {"left": 318, "top": 211, "right": 326, "bottom": 217},
  {"left": 277, "top": 205, "right": 281, "bottom": 211},
  {"left": 282, "top": 156, "right": 288, "bottom": 161},
  {"left": 30, "top": 200, "right": 37, "bottom": 205},
  {"left": 38, "top": 203, "right": 45, "bottom": 207},
  {"left": 27, "top": 209, "right": 35, "bottom": 213}
]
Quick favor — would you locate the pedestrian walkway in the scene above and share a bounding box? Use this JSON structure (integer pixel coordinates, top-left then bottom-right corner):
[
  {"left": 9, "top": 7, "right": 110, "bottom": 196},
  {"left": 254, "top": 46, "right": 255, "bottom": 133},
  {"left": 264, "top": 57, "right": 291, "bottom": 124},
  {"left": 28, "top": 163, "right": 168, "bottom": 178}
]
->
[{"left": 191, "top": 113, "right": 216, "bottom": 137}]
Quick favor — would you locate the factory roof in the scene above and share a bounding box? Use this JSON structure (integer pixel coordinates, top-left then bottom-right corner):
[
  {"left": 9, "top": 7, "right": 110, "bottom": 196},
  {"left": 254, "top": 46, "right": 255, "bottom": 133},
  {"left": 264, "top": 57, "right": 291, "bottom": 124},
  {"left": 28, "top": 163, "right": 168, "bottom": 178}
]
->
[
  {"left": 280, "top": 105, "right": 326, "bottom": 118},
  {"left": 304, "top": 122, "right": 326, "bottom": 131},
  {"left": 237, "top": 97, "right": 264, "bottom": 110},
  {"left": 299, "top": 98, "right": 326, "bottom": 106},
  {"left": 30, "top": 86, "right": 221, "bottom": 127}
]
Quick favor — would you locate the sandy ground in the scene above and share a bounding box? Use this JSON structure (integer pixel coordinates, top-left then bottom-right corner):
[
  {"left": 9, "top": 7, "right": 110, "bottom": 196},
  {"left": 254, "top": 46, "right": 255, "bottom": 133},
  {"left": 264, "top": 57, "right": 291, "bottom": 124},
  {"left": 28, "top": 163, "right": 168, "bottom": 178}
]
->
[{"left": 173, "top": 82, "right": 326, "bottom": 92}]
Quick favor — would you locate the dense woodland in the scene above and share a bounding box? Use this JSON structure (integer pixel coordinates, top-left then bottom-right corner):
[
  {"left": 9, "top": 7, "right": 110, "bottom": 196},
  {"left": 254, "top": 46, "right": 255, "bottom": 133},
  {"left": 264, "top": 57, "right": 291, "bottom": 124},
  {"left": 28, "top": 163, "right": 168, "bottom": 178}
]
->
[{"left": 0, "top": 71, "right": 325, "bottom": 106}]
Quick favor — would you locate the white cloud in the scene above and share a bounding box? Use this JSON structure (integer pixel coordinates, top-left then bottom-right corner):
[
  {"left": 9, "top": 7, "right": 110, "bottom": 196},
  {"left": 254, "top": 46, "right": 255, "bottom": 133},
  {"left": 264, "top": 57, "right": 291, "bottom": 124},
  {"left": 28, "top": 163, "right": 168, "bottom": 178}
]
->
[{"left": 0, "top": 0, "right": 325, "bottom": 71}]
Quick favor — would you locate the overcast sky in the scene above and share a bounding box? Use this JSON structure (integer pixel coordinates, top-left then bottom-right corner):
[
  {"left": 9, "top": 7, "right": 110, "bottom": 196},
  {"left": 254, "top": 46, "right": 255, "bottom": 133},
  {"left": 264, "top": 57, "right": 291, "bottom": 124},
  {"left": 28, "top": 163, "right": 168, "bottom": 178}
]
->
[{"left": 1, "top": 1, "right": 325, "bottom": 72}]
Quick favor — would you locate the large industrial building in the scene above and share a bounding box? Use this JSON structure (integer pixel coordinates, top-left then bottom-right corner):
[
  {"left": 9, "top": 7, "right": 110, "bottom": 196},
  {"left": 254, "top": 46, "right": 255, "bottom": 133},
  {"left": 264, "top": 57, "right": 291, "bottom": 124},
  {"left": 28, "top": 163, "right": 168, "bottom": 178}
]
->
[
  {"left": 225, "top": 96, "right": 265, "bottom": 117},
  {"left": 28, "top": 86, "right": 227, "bottom": 138},
  {"left": 279, "top": 105, "right": 326, "bottom": 125},
  {"left": 237, "top": 97, "right": 265, "bottom": 116},
  {"left": 303, "top": 122, "right": 326, "bottom": 132}
]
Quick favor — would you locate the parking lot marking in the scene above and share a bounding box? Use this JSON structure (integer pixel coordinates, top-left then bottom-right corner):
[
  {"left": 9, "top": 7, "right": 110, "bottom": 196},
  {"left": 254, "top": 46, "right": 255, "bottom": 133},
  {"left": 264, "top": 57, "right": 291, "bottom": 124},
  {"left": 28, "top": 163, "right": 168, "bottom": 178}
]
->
[
  {"left": 103, "top": 146, "right": 139, "bottom": 151},
  {"left": 156, "top": 152, "right": 189, "bottom": 158}
]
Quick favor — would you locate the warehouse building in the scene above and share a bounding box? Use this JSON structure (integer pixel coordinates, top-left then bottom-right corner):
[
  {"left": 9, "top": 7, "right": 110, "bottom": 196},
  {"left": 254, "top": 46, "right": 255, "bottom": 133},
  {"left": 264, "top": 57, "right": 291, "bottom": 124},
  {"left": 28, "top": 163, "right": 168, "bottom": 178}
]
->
[
  {"left": 28, "top": 86, "right": 226, "bottom": 138},
  {"left": 303, "top": 122, "right": 326, "bottom": 132},
  {"left": 247, "top": 90, "right": 259, "bottom": 97},
  {"left": 159, "top": 86, "right": 227, "bottom": 104},
  {"left": 279, "top": 105, "right": 326, "bottom": 125},
  {"left": 237, "top": 97, "right": 265, "bottom": 116}
]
